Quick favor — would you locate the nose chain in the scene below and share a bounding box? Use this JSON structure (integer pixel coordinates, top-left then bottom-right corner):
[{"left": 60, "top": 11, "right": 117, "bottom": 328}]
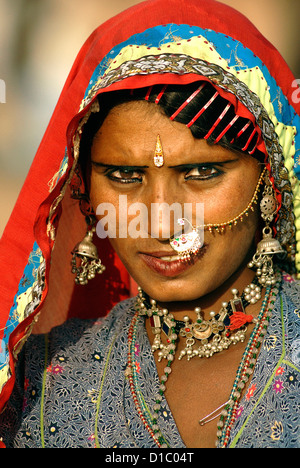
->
[{"left": 169, "top": 168, "right": 266, "bottom": 262}]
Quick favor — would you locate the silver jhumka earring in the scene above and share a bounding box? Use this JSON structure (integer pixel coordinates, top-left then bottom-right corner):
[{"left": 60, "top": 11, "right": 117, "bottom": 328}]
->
[
  {"left": 248, "top": 172, "right": 284, "bottom": 286},
  {"left": 71, "top": 224, "right": 105, "bottom": 285}
]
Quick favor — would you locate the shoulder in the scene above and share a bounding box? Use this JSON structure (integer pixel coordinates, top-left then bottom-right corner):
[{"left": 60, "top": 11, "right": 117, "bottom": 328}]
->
[
  {"left": 280, "top": 274, "right": 300, "bottom": 310},
  {"left": 50, "top": 297, "right": 137, "bottom": 346},
  {"left": 24, "top": 297, "right": 137, "bottom": 362},
  {"left": 278, "top": 274, "right": 300, "bottom": 366}
]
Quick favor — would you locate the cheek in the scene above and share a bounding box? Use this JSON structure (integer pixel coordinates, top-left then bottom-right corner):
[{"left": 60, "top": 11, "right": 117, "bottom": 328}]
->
[
  {"left": 108, "top": 237, "right": 138, "bottom": 277},
  {"left": 202, "top": 178, "right": 259, "bottom": 225},
  {"left": 205, "top": 214, "right": 258, "bottom": 270},
  {"left": 89, "top": 174, "right": 109, "bottom": 210},
  {"left": 89, "top": 176, "right": 126, "bottom": 233}
]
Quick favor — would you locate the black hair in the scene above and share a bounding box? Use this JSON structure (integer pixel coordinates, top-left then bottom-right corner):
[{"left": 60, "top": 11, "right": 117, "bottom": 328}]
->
[{"left": 78, "top": 81, "right": 264, "bottom": 185}]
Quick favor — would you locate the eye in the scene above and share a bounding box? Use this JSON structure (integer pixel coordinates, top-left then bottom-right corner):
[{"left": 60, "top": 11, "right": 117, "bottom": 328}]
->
[
  {"left": 106, "top": 167, "right": 143, "bottom": 184},
  {"left": 184, "top": 165, "right": 222, "bottom": 180}
]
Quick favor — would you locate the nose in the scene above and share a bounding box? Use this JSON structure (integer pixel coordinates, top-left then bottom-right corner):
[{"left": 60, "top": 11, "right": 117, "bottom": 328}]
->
[
  {"left": 149, "top": 202, "right": 184, "bottom": 239},
  {"left": 145, "top": 180, "right": 182, "bottom": 240}
]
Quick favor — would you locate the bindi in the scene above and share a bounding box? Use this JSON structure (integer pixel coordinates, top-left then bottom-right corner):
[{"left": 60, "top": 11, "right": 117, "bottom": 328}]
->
[{"left": 153, "top": 135, "right": 164, "bottom": 167}]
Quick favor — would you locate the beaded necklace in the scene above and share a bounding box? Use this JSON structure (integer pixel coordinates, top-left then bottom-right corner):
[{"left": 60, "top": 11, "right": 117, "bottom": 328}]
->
[
  {"left": 216, "top": 279, "right": 280, "bottom": 447},
  {"left": 126, "top": 274, "right": 281, "bottom": 448}
]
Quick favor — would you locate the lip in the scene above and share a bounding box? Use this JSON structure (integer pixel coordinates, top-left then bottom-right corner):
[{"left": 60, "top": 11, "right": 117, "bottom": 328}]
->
[{"left": 139, "top": 247, "right": 206, "bottom": 277}]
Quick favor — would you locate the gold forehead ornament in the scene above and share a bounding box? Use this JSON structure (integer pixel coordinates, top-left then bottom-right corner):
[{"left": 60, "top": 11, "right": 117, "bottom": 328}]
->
[{"left": 154, "top": 135, "right": 164, "bottom": 167}]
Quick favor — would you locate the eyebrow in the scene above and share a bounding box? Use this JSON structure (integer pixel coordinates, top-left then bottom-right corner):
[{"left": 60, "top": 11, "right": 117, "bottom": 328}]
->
[
  {"left": 91, "top": 158, "right": 239, "bottom": 170},
  {"left": 168, "top": 158, "right": 239, "bottom": 169},
  {"left": 91, "top": 161, "right": 149, "bottom": 170}
]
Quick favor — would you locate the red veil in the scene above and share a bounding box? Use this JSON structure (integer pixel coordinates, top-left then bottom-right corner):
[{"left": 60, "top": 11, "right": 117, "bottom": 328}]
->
[{"left": 0, "top": 0, "right": 299, "bottom": 421}]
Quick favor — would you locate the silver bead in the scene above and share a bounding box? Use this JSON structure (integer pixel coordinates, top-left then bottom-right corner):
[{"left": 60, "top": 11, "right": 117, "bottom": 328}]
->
[{"left": 155, "top": 393, "right": 163, "bottom": 402}]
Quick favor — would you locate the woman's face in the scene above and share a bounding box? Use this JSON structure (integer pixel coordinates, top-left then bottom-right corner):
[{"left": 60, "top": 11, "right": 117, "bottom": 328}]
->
[{"left": 89, "top": 101, "right": 262, "bottom": 302}]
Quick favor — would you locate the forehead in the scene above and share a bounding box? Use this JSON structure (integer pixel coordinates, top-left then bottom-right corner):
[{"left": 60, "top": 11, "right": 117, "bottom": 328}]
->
[
  {"left": 91, "top": 100, "right": 247, "bottom": 165},
  {"left": 94, "top": 100, "right": 186, "bottom": 150}
]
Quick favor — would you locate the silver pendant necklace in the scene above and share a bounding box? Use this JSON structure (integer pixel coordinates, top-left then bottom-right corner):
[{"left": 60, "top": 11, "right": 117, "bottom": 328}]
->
[{"left": 136, "top": 278, "right": 262, "bottom": 361}]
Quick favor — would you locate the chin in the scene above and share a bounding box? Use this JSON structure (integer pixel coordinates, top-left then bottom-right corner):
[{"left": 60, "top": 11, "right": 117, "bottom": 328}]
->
[{"left": 135, "top": 276, "right": 204, "bottom": 303}]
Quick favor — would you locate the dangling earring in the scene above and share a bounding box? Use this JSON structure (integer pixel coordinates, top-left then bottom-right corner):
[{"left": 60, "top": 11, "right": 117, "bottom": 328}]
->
[
  {"left": 248, "top": 172, "right": 284, "bottom": 286},
  {"left": 71, "top": 217, "right": 105, "bottom": 285},
  {"left": 70, "top": 166, "right": 105, "bottom": 285}
]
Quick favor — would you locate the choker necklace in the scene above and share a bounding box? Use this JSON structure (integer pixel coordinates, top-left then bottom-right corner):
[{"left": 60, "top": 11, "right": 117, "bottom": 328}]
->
[
  {"left": 136, "top": 278, "right": 262, "bottom": 361},
  {"left": 126, "top": 273, "right": 281, "bottom": 448}
]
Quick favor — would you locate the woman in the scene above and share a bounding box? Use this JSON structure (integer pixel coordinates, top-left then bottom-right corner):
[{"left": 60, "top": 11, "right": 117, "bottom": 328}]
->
[{"left": 0, "top": 0, "right": 299, "bottom": 448}]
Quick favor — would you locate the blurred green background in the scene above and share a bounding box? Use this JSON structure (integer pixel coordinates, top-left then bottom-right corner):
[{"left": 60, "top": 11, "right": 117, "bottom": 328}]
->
[{"left": 1, "top": 0, "right": 299, "bottom": 235}]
